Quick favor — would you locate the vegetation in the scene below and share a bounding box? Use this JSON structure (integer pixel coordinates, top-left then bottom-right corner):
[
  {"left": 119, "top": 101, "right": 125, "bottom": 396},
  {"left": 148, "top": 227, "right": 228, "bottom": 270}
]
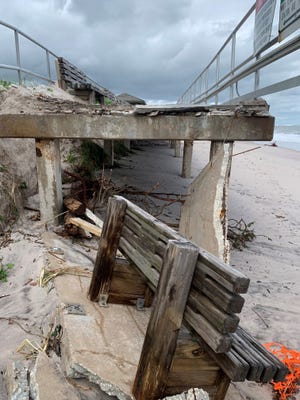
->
[
  {"left": 104, "top": 98, "right": 113, "bottom": 105},
  {"left": 227, "top": 219, "right": 256, "bottom": 250},
  {"left": 0, "top": 258, "right": 14, "bottom": 282},
  {"left": 0, "top": 80, "right": 12, "bottom": 90}
]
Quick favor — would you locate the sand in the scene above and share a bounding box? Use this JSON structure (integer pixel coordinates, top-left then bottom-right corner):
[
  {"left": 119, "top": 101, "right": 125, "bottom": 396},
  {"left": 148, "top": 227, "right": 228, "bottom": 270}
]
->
[{"left": 0, "top": 140, "right": 299, "bottom": 399}]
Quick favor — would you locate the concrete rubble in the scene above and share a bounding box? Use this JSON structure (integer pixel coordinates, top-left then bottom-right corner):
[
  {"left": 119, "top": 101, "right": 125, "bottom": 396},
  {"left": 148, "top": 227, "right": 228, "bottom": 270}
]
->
[{"left": 4, "top": 230, "right": 209, "bottom": 400}]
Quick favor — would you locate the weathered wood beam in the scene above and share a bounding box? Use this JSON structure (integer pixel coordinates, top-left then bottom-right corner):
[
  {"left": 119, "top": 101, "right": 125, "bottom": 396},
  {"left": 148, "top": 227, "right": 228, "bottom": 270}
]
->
[
  {"left": 0, "top": 113, "right": 274, "bottom": 141},
  {"left": 133, "top": 240, "right": 199, "bottom": 400},
  {"left": 88, "top": 197, "right": 127, "bottom": 302}
]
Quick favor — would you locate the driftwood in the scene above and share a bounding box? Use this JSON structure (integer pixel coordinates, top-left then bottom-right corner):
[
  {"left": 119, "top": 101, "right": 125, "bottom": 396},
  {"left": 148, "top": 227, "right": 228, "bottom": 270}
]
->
[
  {"left": 63, "top": 196, "right": 104, "bottom": 238},
  {"left": 64, "top": 197, "right": 86, "bottom": 215},
  {"left": 68, "top": 217, "right": 101, "bottom": 237}
]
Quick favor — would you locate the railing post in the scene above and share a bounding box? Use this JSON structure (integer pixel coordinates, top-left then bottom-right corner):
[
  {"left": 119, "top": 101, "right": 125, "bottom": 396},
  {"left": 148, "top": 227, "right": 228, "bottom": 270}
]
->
[
  {"left": 254, "top": 54, "right": 261, "bottom": 94},
  {"left": 205, "top": 68, "right": 209, "bottom": 104},
  {"left": 215, "top": 54, "right": 220, "bottom": 104},
  {"left": 133, "top": 240, "right": 199, "bottom": 400},
  {"left": 230, "top": 33, "right": 236, "bottom": 100},
  {"left": 14, "top": 30, "right": 21, "bottom": 85},
  {"left": 88, "top": 196, "right": 127, "bottom": 302},
  {"left": 46, "top": 50, "right": 51, "bottom": 81}
]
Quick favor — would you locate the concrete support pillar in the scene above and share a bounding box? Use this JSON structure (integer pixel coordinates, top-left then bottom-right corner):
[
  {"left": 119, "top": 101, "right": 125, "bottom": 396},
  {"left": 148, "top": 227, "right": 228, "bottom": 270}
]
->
[
  {"left": 35, "top": 139, "right": 62, "bottom": 225},
  {"left": 104, "top": 140, "right": 114, "bottom": 167},
  {"left": 170, "top": 140, "right": 176, "bottom": 149},
  {"left": 179, "top": 141, "right": 234, "bottom": 262},
  {"left": 181, "top": 140, "right": 193, "bottom": 178},
  {"left": 174, "top": 140, "right": 181, "bottom": 158},
  {"left": 123, "top": 140, "right": 131, "bottom": 151},
  {"left": 88, "top": 90, "right": 96, "bottom": 104}
]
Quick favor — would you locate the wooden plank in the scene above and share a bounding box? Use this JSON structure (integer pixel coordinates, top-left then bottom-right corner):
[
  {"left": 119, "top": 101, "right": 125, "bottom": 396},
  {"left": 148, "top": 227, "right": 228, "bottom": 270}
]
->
[
  {"left": 118, "top": 237, "right": 159, "bottom": 289},
  {"left": 196, "top": 253, "right": 250, "bottom": 294},
  {"left": 214, "top": 372, "right": 231, "bottom": 400},
  {"left": 167, "top": 369, "right": 219, "bottom": 387},
  {"left": 85, "top": 208, "right": 104, "bottom": 229},
  {"left": 134, "top": 100, "right": 269, "bottom": 114},
  {"left": 184, "top": 306, "right": 232, "bottom": 353},
  {"left": 109, "top": 259, "right": 148, "bottom": 302},
  {"left": 188, "top": 289, "right": 240, "bottom": 334},
  {"left": 231, "top": 334, "right": 264, "bottom": 381},
  {"left": 68, "top": 217, "right": 101, "bottom": 237},
  {"left": 133, "top": 240, "right": 199, "bottom": 400},
  {"left": 123, "top": 214, "right": 166, "bottom": 257},
  {"left": 202, "top": 340, "right": 250, "bottom": 382},
  {"left": 121, "top": 225, "right": 163, "bottom": 271},
  {"left": 88, "top": 197, "right": 127, "bottom": 301},
  {"left": 197, "top": 276, "right": 245, "bottom": 314},
  {"left": 126, "top": 201, "right": 181, "bottom": 242},
  {"left": 236, "top": 327, "right": 288, "bottom": 382}
]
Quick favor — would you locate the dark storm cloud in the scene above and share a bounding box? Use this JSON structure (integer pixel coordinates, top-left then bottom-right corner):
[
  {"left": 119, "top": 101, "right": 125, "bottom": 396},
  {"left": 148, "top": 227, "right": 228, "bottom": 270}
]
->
[{"left": 0, "top": 0, "right": 299, "bottom": 123}]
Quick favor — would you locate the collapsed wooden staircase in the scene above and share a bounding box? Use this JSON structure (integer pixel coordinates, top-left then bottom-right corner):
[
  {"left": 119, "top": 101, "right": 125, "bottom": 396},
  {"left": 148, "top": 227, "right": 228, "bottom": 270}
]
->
[{"left": 88, "top": 196, "right": 288, "bottom": 400}]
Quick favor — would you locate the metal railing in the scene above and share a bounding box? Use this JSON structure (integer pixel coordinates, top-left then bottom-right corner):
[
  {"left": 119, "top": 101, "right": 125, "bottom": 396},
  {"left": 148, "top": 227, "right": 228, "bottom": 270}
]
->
[
  {"left": 178, "top": 2, "right": 300, "bottom": 105},
  {"left": 0, "top": 19, "right": 58, "bottom": 84},
  {"left": 0, "top": 19, "right": 114, "bottom": 94}
]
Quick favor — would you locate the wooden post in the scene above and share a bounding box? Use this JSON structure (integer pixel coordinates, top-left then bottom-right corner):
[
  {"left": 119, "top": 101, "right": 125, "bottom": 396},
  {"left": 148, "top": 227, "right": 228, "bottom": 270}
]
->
[
  {"left": 35, "top": 139, "right": 62, "bottom": 225},
  {"left": 104, "top": 140, "right": 114, "bottom": 167},
  {"left": 88, "top": 196, "right": 127, "bottom": 302},
  {"left": 55, "top": 59, "right": 67, "bottom": 90},
  {"left": 133, "top": 240, "right": 199, "bottom": 400},
  {"left": 215, "top": 372, "right": 231, "bottom": 400},
  {"left": 181, "top": 140, "right": 193, "bottom": 178}
]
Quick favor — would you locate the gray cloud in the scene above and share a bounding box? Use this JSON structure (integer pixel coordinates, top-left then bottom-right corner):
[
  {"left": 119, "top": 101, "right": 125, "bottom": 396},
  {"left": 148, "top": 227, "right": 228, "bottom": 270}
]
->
[{"left": 0, "top": 0, "right": 299, "bottom": 124}]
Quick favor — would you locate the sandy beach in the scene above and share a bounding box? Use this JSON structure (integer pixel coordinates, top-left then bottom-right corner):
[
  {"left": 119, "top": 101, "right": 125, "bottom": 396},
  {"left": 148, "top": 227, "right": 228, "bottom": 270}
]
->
[{"left": 0, "top": 139, "right": 299, "bottom": 399}]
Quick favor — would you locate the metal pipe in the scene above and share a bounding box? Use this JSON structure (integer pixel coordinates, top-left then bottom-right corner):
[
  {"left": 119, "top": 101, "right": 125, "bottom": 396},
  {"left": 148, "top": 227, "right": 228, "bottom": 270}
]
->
[
  {"left": 194, "top": 33, "right": 300, "bottom": 104},
  {"left": 46, "top": 50, "right": 51, "bottom": 81},
  {"left": 0, "top": 64, "right": 55, "bottom": 83},
  {"left": 14, "top": 30, "right": 22, "bottom": 84},
  {"left": 230, "top": 33, "right": 236, "bottom": 100},
  {"left": 0, "top": 19, "right": 58, "bottom": 58},
  {"left": 215, "top": 54, "right": 220, "bottom": 104}
]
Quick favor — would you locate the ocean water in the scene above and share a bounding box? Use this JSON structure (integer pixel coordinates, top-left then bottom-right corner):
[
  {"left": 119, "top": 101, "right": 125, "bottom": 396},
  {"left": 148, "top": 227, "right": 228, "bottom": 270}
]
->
[{"left": 273, "top": 125, "right": 300, "bottom": 152}]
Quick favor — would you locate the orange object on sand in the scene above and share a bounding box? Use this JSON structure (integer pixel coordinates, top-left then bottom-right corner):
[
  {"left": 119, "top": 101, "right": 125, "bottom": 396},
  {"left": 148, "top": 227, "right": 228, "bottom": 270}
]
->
[{"left": 264, "top": 342, "right": 300, "bottom": 400}]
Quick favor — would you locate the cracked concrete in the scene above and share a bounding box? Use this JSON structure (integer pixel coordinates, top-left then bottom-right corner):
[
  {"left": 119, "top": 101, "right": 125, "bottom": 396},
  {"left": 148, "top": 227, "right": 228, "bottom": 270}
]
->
[{"left": 44, "top": 231, "right": 151, "bottom": 400}]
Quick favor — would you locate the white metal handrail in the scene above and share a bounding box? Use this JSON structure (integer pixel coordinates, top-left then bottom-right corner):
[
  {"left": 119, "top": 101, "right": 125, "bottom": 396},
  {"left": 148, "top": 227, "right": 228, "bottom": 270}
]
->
[
  {"left": 0, "top": 19, "right": 58, "bottom": 84},
  {"left": 178, "top": 2, "right": 300, "bottom": 105}
]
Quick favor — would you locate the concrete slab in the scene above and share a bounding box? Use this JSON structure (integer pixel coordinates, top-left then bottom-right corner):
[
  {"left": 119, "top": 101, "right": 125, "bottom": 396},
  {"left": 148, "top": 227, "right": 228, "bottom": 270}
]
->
[
  {"left": 43, "top": 232, "right": 151, "bottom": 400},
  {"left": 30, "top": 352, "right": 81, "bottom": 400},
  {"left": 179, "top": 142, "right": 233, "bottom": 262},
  {"left": 164, "top": 388, "right": 209, "bottom": 400},
  {"left": 5, "top": 361, "right": 30, "bottom": 400}
]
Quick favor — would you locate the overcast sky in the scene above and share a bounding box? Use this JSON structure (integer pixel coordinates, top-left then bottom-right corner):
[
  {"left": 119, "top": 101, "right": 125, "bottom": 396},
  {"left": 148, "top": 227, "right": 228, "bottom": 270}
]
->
[{"left": 1, "top": 0, "right": 299, "bottom": 124}]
